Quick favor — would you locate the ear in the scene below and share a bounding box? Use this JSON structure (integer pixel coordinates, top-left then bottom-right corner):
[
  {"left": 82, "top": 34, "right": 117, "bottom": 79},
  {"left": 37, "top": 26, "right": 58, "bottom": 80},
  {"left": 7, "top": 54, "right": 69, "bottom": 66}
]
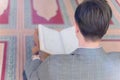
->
[{"left": 74, "top": 22, "right": 80, "bottom": 33}]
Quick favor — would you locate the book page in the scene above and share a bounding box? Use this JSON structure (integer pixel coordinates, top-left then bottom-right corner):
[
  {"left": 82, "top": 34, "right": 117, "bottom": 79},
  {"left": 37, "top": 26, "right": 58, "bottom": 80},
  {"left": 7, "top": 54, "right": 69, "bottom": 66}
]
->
[
  {"left": 60, "top": 27, "right": 79, "bottom": 54},
  {"left": 38, "top": 25, "right": 64, "bottom": 54}
]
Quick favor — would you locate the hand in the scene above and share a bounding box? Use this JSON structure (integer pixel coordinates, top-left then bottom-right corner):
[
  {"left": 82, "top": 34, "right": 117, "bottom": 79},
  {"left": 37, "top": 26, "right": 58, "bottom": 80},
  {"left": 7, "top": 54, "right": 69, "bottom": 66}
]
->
[
  {"left": 32, "top": 46, "right": 40, "bottom": 55},
  {"left": 39, "top": 51, "right": 50, "bottom": 61},
  {"left": 34, "top": 28, "right": 39, "bottom": 48},
  {"left": 32, "top": 28, "right": 40, "bottom": 55}
]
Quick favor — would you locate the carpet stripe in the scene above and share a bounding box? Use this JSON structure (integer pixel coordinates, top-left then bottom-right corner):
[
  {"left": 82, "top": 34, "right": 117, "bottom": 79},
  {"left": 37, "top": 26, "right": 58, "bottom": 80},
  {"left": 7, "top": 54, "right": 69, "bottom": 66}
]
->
[{"left": 0, "top": 42, "right": 7, "bottom": 80}]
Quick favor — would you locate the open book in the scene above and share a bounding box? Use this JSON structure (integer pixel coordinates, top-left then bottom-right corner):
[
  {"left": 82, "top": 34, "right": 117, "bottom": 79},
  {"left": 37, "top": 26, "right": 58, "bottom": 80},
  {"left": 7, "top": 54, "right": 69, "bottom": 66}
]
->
[{"left": 38, "top": 25, "right": 79, "bottom": 54}]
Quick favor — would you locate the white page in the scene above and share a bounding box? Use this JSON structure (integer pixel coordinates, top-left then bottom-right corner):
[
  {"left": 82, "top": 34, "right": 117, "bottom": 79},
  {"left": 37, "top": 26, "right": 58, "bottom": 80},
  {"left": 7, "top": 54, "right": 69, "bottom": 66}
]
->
[
  {"left": 60, "top": 27, "right": 79, "bottom": 54},
  {"left": 38, "top": 25, "right": 64, "bottom": 54}
]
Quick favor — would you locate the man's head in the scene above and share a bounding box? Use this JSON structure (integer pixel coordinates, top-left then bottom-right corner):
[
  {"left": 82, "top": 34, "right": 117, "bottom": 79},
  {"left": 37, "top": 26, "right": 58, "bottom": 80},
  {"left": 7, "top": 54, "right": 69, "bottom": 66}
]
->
[{"left": 74, "top": 0, "right": 112, "bottom": 41}]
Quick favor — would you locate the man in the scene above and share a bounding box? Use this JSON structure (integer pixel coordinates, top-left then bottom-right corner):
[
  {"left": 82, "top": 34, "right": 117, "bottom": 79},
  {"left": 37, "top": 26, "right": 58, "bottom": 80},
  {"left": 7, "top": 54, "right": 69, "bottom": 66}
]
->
[{"left": 25, "top": 0, "right": 120, "bottom": 80}]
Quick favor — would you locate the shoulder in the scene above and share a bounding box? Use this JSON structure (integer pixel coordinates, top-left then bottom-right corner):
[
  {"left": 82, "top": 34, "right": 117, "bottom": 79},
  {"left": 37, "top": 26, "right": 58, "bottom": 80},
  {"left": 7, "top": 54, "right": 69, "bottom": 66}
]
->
[
  {"left": 107, "top": 52, "right": 120, "bottom": 58},
  {"left": 41, "top": 49, "right": 79, "bottom": 66},
  {"left": 107, "top": 52, "right": 120, "bottom": 61},
  {"left": 42, "top": 54, "right": 74, "bottom": 66},
  {"left": 48, "top": 54, "right": 73, "bottom": 62},
  {"left": 43, "top": 48, "right": 85, "bottom": 64}
]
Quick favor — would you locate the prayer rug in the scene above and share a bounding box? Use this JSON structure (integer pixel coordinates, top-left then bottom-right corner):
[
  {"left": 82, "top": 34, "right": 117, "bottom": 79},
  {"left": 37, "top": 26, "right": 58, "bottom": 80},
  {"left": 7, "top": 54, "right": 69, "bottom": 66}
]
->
[{"left": 31, "top": 0, "right": 64, "bottom": 24}]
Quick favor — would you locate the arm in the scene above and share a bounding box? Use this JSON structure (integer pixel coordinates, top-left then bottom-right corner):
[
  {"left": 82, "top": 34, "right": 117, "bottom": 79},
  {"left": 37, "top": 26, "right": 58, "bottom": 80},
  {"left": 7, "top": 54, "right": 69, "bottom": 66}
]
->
[
  {"left": 24, "top": 29, "right": 50, "bottom": 80},
  {"left": 25, "top": 59, "right": 42, "bottom": 80},
  {"left": 25, "top": 52, "right": 51, "bottom": 80},
  {"left": 32, "top": 28, "right": 50, "bottom": 61}
]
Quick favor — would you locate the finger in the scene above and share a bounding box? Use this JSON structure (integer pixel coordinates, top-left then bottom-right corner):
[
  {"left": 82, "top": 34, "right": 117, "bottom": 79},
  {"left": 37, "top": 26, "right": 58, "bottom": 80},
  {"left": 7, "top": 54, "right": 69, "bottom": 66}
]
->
[{"left": 32, "top": 46, "right": 40, "bottom": 55}]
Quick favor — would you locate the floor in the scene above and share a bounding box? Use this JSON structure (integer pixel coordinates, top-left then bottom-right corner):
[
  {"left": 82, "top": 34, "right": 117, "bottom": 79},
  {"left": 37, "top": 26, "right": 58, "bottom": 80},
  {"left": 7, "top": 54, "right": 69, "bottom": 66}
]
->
[{"left": 0, "top": 0, "right": 120, "bottom": 80}]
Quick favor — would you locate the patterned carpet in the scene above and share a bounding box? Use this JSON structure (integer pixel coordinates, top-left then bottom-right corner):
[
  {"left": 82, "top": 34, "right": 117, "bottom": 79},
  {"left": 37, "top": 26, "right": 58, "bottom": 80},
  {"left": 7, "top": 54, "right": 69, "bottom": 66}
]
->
[
  {"left": 0, "top": 0, "right": 120, "bottom": 80},
  {"left": 0, "top": 42, "right": 7, "bottom": 80}
]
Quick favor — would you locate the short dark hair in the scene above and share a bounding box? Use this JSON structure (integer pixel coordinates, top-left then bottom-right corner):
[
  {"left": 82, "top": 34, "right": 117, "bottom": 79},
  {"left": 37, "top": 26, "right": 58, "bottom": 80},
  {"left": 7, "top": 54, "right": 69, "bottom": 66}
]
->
[{"left": 75, "top": 0, "right": 112, "bottom": 41}]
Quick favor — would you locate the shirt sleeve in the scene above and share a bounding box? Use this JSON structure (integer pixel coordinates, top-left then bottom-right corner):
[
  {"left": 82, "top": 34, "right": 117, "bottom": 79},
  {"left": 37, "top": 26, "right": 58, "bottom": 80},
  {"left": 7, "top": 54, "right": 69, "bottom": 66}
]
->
[
  {"left": 25, "top": 59, "right": 42, "bottom": 80},
  {"left": 25, "top": 55, "right": 55, "bottom": 80}
]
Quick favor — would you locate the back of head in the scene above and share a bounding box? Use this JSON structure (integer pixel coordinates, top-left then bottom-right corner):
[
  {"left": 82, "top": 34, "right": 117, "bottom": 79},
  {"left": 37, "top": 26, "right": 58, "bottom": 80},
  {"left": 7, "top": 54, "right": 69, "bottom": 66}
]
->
[{"left": 75, "top": 0, "right": 112, "bottom": 41}]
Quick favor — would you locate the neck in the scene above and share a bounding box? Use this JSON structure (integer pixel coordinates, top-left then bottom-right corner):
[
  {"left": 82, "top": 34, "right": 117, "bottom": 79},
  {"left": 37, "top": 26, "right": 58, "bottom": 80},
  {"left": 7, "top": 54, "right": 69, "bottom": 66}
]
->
[{"left": 78, "top": 40, "right": 101, "bottom": 49}]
